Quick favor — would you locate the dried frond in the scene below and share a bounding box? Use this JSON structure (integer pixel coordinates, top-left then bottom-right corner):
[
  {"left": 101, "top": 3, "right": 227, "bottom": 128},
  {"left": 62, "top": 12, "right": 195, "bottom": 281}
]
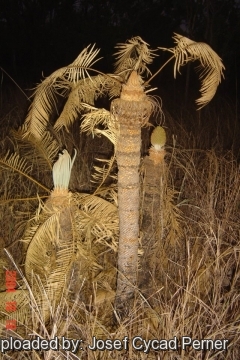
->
[
  {"left": 23, "top": 44, "right": 101, "bottom": 139},
  {"left": 81, "top": 104, "right": 118, "bottom": 145},
  {"left": 53, "top": 83, "right": 84, "bottom": 132},
  {"left": 93, "top": 183, "right": 118, "bottom": 206},
  {"left": 72, "top": 192, "right": 119, "bottom": 250},
  {"left": 0, "top": 289, "right": 31, "bottom": 332},
  {"left": 24, "top": 203, "right": 76, "bottom": 323},
  {"left": 12, "top": 128, "right": 60, "bottom": 170},
  {"left": 24, "top": 212, "right": 60, "bottom": 281},
  {"left": 92, "top": 155, "right": 117, "bottom": 191},
  {"left": 0, "top": 151, "right": 49, "bottom": 193},
  {"left": 160, "top": 33, "right": 225, "bottom": 108},
  {"left": 20, "top": 216, "right": 43, "bottom": 252},
  {"left": 104, "top": 74, "right": 122, "bottom": 99},
  {"left": 54, "top": 75, "right": 107, "bottom": 132},
  {"left": 64, "top": 44, "right": 101, "bottom": 82},
  {"left": 114, "top": 36, "right": 157, "bottom": 78}
]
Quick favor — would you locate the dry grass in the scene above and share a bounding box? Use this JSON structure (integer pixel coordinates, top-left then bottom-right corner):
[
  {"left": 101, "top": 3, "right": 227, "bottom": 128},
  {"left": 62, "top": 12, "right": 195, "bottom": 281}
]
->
[{"left": 0, "top": 89, "right": 240, "bottom": 359}]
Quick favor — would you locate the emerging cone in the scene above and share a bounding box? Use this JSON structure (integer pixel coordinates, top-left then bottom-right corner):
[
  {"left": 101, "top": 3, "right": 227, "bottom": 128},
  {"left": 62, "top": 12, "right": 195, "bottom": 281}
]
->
[
  {"left": 149, "top": 126, "right": 166, "bottom": 165},
  {"left": 151, "top": 126, "right": 166, "bottom": 150},
  {"left": 53, "top": 149, "right": 77, "bottom": 192}
]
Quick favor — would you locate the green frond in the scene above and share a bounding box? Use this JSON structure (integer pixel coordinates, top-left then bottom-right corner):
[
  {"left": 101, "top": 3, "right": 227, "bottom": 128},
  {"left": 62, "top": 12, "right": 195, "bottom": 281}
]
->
[
  {"left": 160, "top": 33, "right": 225, "bottom": 108},
  {"left": 23, "top": 44, "right": 101, "bottom": 139},
  {"left": 114, "top": 36, "right": 157, "bottom": 78},
  {"left": 0, "top": 151, "right": 49, "bottom": 193}
]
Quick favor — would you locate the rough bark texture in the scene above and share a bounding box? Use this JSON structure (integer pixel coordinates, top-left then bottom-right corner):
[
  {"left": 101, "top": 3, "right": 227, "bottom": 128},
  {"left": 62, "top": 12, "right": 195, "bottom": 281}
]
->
[
  {"left": 115, "top": 122, "right": 141, "bottom": 314},
  {"left": 139, "top": 155, "right": 164, "bottom": 295},
  {"left": 139, "top": 149, "right": 183, "bottom": 302},
  {"left": 111, "top": 71, "right": 152, "bottom": 317}
]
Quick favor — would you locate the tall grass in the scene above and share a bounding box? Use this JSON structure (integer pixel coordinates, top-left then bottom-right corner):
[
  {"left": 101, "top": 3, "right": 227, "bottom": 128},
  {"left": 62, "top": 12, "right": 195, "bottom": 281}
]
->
[{"left": 0, "top": 87, "right": 239, "bottom": 359}]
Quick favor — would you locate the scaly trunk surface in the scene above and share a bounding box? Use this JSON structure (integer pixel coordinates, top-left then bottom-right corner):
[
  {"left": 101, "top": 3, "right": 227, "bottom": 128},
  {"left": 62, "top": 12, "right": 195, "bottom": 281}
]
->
[{"left": 111, "top": 71, "right": 152, "bottom": 317}]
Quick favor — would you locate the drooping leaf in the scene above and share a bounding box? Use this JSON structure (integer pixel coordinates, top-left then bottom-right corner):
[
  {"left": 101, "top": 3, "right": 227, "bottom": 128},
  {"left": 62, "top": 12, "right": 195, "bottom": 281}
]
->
[
  {"left": 81, "top": 104, "right": 118, "bottom": 145},
  {"left": 0, "top": 151, "right": 49, "bottom": 193},
  {"left": 23, "top": 45, "right": 101, "bottom": 139},
  {"left": 159, "top": 33, "right": 225, "bottom": 108},
  {"left": 12, "top": 128, "right": 60, "bottom": 170},
  {"left": 114, "top": 36, "right": 157, "bottom": 78},
  {"left": 54, "top": 75, "right": 108, "bottom": 131}
]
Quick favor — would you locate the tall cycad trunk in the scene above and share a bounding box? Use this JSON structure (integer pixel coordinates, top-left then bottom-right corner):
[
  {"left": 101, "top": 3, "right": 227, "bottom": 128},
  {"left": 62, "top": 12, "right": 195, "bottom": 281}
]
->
[{"left": 111, "top": 71, "right": 152, "bottom": 316}]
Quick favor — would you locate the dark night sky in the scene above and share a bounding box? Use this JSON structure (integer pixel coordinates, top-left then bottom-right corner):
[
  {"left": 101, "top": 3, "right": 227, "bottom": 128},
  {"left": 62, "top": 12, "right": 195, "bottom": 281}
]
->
[{"left": 0, "top": 0, "right": 239, "bottom": 102}]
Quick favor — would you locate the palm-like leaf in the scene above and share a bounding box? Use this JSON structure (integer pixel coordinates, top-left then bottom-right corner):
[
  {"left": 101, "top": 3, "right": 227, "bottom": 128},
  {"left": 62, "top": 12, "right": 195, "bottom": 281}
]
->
[
  {"left": 91, "top": 156, "right": 117, "bottom": 192},
  {"left": 0, "top": 151, "right": 49, "bottom": 192},
  {"left": 0, "top": 289, "right": 31, "bottom": 332},
  {"left": 54, "top": 75, "right": 109, "bottom": 132},
  {"left": 23, "top": 45, "right": 101, "bottom": 139},
  {"left": 12, "top": 128, "right": 60, "bottom": 170},
  {"left": 24, "top": 202, "right": 76, "bottom": 321},
  {"left": 81, "top": 104, "right": 118, "bottom": 145},
  {"left": 53, "top": 82, "right": 87, "bottom": 132},
  {"left": 72, "top": 192, "right": 119, "bottom": 250},
  {"left": 160, "top": 33, "right": 225, "bottom": 108},
  {"left": 114, "top": 36, "right": 157, "bottom": 78}
]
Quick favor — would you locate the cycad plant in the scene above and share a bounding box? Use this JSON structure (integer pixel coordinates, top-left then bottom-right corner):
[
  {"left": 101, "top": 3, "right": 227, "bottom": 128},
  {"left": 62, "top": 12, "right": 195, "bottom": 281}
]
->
[
  {"left": 0, "top": 146, "right": 119, "bottom": 334},
  {"left": 20, "top": 34, "right": 224, "bottom": 317}
]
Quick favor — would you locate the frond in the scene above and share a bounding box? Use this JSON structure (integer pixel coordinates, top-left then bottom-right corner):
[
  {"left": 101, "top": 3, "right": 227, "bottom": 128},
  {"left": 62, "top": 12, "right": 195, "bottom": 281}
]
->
[
  {"left": 12, "top": 128, "right": 60, "bottom": 170},
  {"left": 24, "top": 204, "right": 76, "bottom": 321},
  {"left": 81, "top": 104, "right": 118, "bottom": 145},
  {"left": 160, "top": 33, "right": 225, "bottom": 108},
  {"left": 0, "top": 289, "right": 30, "bottom": 330},
  {"left": 72, "top": 192, "right": 119, "bottom": 251},
  {"left": 24, "top": 212, "right": 61, "bottom": 281},
  {"left": 92, "top": 156, "right": 117, "bottom": 191},
  {"left": 64, "top": 44, "right": 101, "bottom": 82},
  {"left": 53, "top": 83, "right": 84, "bottom": 132},
  {"left": 21, "top": 216, "right": 43, "bottom": 252},
  {"left": 93, "top": 183, "right": 118, "bottom": 206},
  {"left": 114, "top": 36, "right": 157, "bottom": 78},
  {"left": 23, "top": 45, "right": 101, "bottom": 139},
  {"left": 0, "top": 290, "right": 29, "bottom": 315},
  {"left": 0, "top": 151, "right": 49, "bottom": 193},
  {"left": 23, "top": 76, "right": 66, "bottom": 140},
  {"left": 54, "top": 75, "right": 107, "bottom": 132},
  {"left": 104, "top": 74, "right": 122, "bottom": 99}
]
